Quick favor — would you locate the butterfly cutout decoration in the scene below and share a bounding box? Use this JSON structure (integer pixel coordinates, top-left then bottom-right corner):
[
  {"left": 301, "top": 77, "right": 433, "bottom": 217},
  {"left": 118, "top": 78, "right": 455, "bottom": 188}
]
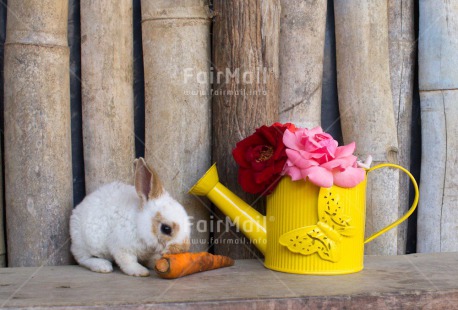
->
[{"left": 278, "top": 188, "right": 355, "bottom": 262}]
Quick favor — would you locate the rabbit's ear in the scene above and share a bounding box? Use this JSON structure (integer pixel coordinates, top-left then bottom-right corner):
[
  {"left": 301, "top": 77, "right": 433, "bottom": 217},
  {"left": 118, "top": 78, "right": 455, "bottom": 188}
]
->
[{"left": 134, "top": 158, "right": 164, "bottom": 205}]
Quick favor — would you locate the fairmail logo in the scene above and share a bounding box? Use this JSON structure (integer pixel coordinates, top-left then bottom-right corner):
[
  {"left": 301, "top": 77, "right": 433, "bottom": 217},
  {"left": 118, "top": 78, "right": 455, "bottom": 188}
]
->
[{"left": 183, "top": 66, "right": 269, "bottom": 85}]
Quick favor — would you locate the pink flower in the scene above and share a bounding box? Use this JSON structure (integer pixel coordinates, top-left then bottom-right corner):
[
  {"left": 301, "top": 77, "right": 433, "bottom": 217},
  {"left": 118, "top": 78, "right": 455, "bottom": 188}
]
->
[{"left": 282, "top": 126, "right": 365, "bottom": 188}]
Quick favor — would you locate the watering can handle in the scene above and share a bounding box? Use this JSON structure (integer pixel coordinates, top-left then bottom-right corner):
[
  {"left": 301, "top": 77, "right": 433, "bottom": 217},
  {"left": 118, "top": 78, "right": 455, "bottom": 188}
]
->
[{"left": 364, "top": 163, "right": 419, "bottom": 244}]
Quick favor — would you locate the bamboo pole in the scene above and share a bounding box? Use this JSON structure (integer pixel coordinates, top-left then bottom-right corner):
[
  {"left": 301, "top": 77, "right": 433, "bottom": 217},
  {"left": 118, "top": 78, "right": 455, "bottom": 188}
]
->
[
  {"left": 388, "top": 0, "right": 415, "bottom": 254},
  {"left": 4, "top": 1, "right": 73, "bottom": 266},
  {"left": 418, "top": 1, "right": 458, "bottom": 252},
  {"left": 279, "top": 0, "right": 326, "bottom": 128},
  {"left": 80, "top": 1, "right": 135, "bottom": 193},
  {"left": 417, "top": 92, "right": 445, "bottom": 252},
  {"left": 334, "top": 1, "right": 400, "bottom": 255},
  {"left": 439, "top": 92, "right": 458, "bottom": 252},
  {"left": 212, "top": 0, "right": 280, "bottom": 258},
  {"left": 141, "top": 0, "right": 212, "bottom": 252}
]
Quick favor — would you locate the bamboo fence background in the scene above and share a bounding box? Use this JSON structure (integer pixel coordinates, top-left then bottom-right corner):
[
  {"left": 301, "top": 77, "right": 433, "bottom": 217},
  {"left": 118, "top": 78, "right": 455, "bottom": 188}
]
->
[{"left": 0, "top": 0, "right": 454, "bottom": 267}]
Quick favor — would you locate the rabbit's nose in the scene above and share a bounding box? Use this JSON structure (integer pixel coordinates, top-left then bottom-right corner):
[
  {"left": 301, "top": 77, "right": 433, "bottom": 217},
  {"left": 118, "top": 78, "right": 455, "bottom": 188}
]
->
[{"left": 167, "top": 238, "right": 190, "bottom": 254}]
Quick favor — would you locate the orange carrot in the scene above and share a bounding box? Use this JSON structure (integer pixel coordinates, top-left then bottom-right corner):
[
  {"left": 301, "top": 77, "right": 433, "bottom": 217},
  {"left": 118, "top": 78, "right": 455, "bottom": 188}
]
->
[{"left": 154, "top": 252, "right": 234, "bottom": 279}]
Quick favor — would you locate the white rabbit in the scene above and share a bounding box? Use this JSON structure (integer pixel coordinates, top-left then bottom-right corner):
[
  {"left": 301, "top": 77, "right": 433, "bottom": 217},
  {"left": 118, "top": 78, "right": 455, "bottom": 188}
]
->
[{"left": 70, "top": 158, "right": 191, "bottom": 276}]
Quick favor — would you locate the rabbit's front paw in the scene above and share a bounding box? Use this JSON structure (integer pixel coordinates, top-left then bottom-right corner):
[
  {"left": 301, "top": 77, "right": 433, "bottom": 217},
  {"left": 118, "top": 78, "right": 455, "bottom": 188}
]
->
[
  {"left": 122, "top": 263, "right": 150, "bottom": 277},
  {"left": 145, "top": 254, "right": 161, "bottom": 270},
  {"left": 114, "top": 252, "right": 150, "bottom": 277}
]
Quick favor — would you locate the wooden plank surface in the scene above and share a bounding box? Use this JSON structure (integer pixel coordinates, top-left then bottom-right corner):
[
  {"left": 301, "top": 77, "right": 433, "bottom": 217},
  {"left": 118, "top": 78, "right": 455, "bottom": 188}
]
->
[
  {"left": 418, "top": 90, "right": 458, "bottom": 252},
  {"left": 418, "top": 0, "right": 458, "bottom": 252},
  {"left": 442, "top": 91, "right": 458, "bottom": 251},
  {"left": 419, "top": 0, "right": 458, "bottom": 90},
  {"left": 417, "top": 91, "right": 446, "bottom": 252},
  {"left": 1, "top": 253, "right": 457, "bottom": 309}
]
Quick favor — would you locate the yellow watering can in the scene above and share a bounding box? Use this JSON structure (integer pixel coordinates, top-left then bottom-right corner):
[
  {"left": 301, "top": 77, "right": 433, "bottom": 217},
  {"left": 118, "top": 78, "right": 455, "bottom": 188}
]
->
[{"left": 189, "top": 163, "right": 419, "bottom": 275}]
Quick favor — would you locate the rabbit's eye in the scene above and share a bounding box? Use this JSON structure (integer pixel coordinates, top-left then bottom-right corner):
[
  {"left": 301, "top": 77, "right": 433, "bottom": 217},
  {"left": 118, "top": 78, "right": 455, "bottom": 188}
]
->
[{"left": 160, "top": 224, "right": 172, "bottom": 236}]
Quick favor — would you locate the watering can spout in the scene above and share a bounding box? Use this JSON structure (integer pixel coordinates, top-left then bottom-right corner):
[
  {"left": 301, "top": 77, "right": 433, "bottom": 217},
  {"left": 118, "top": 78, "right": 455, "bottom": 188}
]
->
[{"left": 189, "top": 164, "right": 267, "bottom": 254}]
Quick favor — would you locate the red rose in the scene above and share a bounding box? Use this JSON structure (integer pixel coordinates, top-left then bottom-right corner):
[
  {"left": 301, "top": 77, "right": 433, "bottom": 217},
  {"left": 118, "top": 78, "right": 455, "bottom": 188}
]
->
[{"left": 232, "top": 123, "right": 295, "bottom": 195}]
